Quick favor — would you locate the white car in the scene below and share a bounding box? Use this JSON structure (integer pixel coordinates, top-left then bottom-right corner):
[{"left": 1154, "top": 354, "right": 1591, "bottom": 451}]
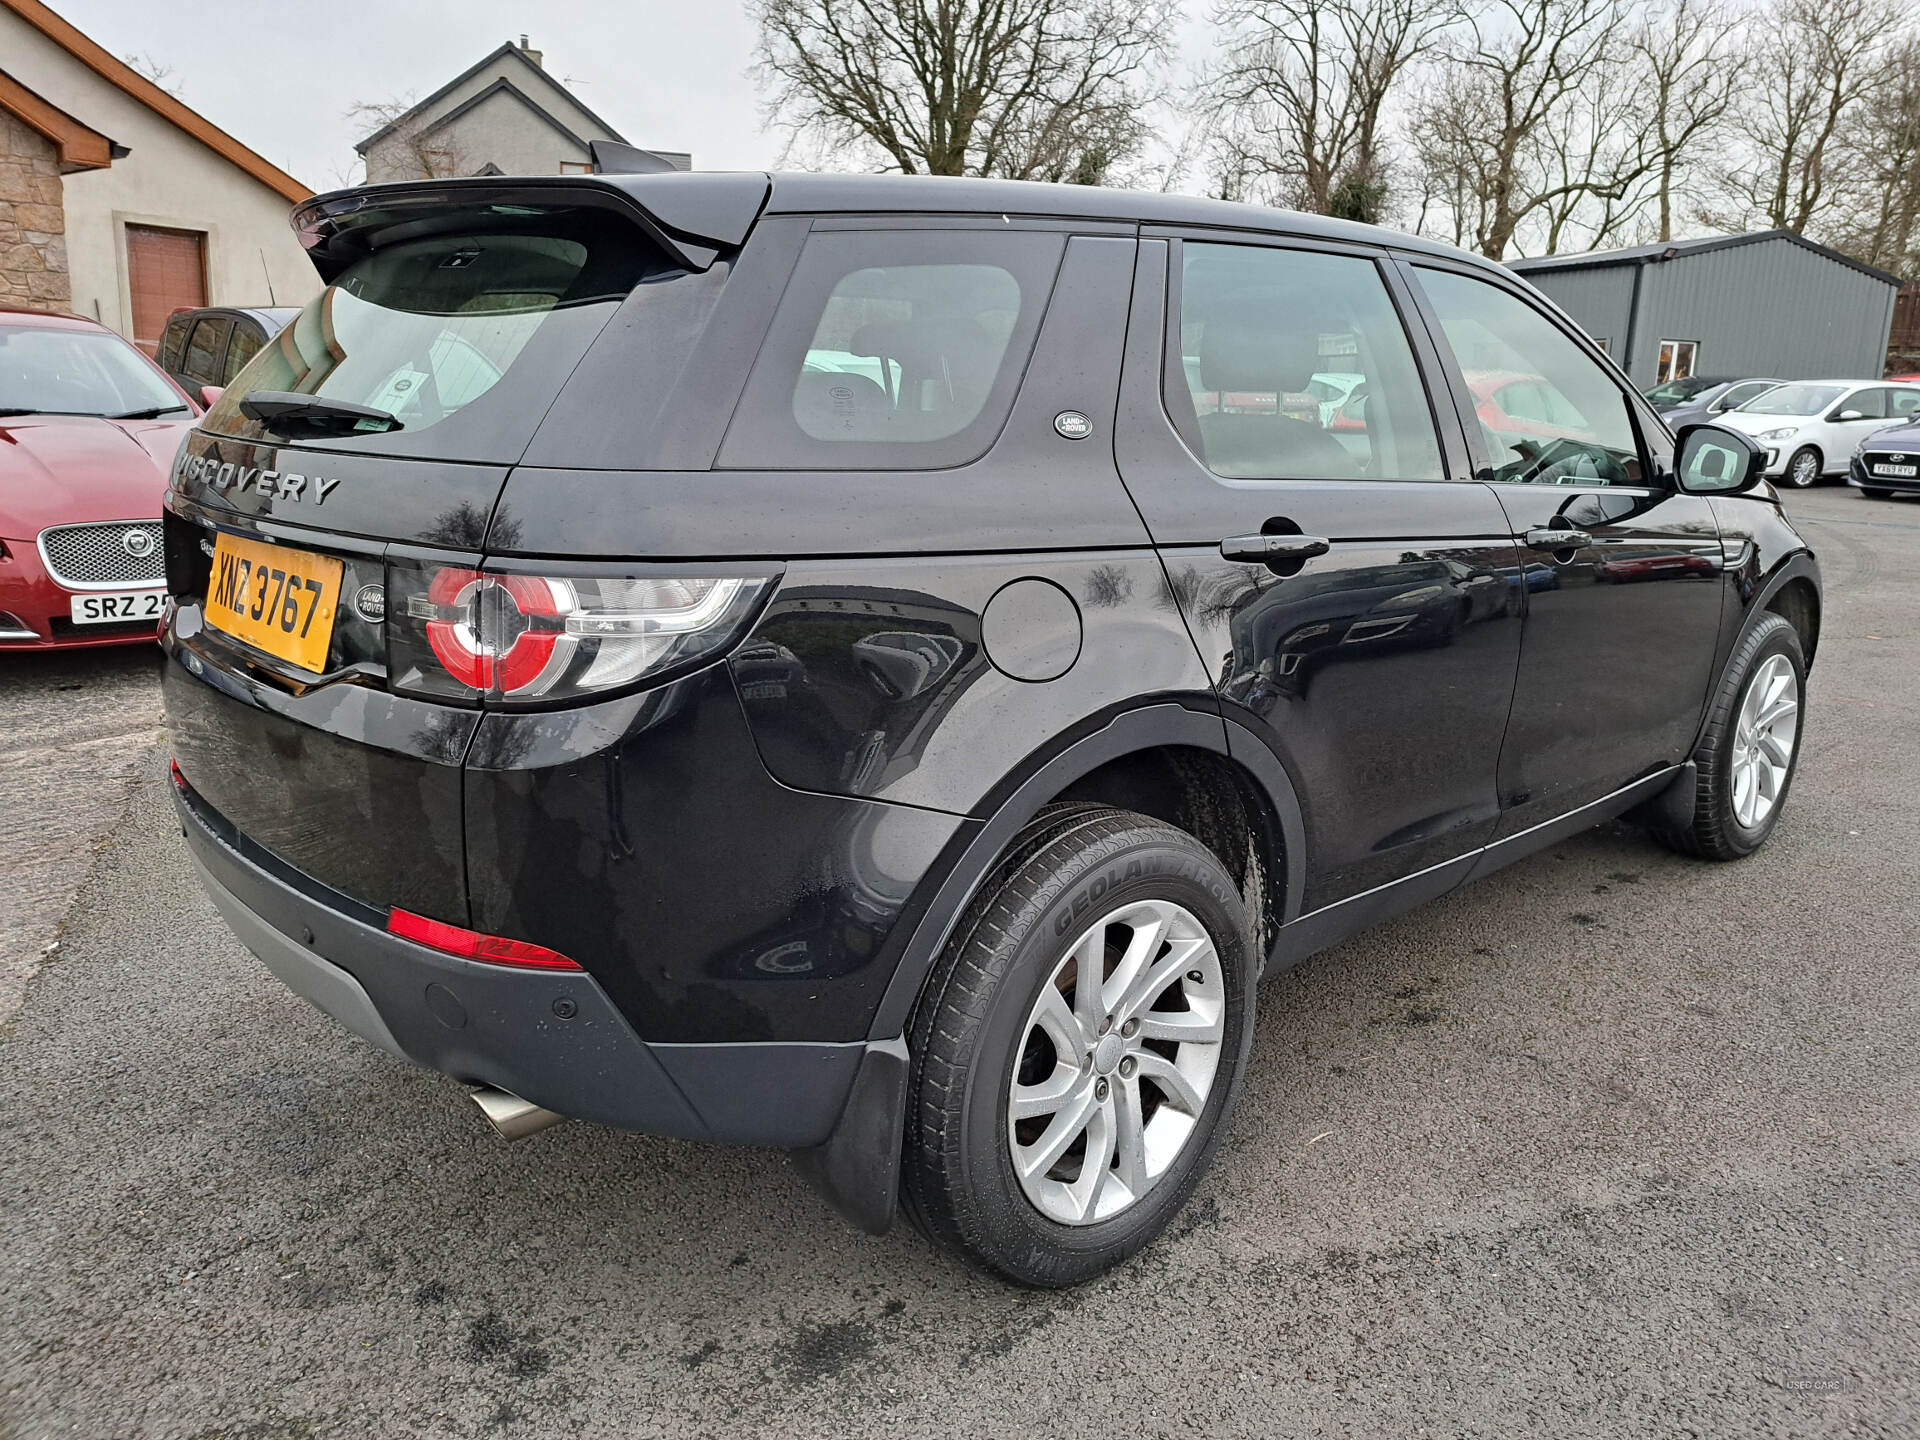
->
[{"left": 1714, "top": 378, "right": 1920, "bottom": 488}]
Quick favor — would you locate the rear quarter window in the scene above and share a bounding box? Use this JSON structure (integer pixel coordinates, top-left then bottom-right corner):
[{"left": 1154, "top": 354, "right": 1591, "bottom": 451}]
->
[{"left": 716, "top": 229, "right": 1065, "bottom": 471}]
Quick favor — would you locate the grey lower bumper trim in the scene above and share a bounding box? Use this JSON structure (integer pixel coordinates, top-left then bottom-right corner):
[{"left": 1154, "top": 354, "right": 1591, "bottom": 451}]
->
[
  {"left": 178, "top": 783, "right": 865, "bottom": 1147},
  {"left": 194, "top": 854, "right": 408, "bottom": 1061}
]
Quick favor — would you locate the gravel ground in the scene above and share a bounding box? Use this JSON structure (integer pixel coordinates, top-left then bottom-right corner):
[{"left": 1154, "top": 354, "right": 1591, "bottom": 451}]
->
[{"left": 1, "top": 487, "right": 1915, "bottom": 1438}]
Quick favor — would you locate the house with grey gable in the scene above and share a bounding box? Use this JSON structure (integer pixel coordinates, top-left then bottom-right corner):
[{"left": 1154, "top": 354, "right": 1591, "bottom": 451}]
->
[{"left": 356, "top": 37, "right": 689, "bottom": 183}]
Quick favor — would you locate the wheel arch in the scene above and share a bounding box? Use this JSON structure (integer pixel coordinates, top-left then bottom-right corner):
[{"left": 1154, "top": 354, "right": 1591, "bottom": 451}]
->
[
  {"left": 866, "top": 700, "right": 1305, "bottom": 1043},
  {"left": 1763, "top": 572, "right": 1821, "bottom": 668}
]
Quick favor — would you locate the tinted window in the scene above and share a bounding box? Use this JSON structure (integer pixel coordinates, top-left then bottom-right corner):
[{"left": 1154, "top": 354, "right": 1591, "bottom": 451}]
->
[
  {"left": 182, "top": 317, "right": 232, "bottom": 384},
  {"left": 200, "top": 205, "right": 662, "bottom": 464},
  {"left": 1646, "top": 375, "right": 1714, "bottom": 404},
  {"left": 157, "top": 315, "right": 190, "bottom": 372},
  {"left": 1715, "top": 380, "right": 1776, "bottom": 411},
  {"left": 222, "top": 323, "right": 263, "bottom": 383},
  {"left": 718, "top": 229, "right": 1063, "bottom": 471},
  {"left": 1172, "top": 243, "right": 1442, "bottom": 481},
  {"left": 1418, "top": 267, "right": 1643, "bottom": 486}
]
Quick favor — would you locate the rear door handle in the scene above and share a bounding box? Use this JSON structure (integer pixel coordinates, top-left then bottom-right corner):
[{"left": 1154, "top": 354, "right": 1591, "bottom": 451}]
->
[
  {"left": 1219, "top": 534, "right": 1332, "bottom": 564},
  {"left": 1524, "top": 527, "right": 1592, "bottom": 551}
]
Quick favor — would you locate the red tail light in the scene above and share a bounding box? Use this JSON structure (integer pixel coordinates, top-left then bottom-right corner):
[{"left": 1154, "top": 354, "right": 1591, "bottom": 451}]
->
[
  {"left": 387, "top": 560, "right": 774, "bottom": 707},
  {"left": 387, "top": 908, "right": 583, "bottom": 971}
]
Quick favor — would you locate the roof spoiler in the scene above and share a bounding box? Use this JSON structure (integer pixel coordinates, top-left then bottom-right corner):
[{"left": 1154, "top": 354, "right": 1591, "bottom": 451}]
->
[
  {"left": 588, "top": 140, "right": 680, "bottom": 175},
  {"left": 290, "top": 172, "right": 770, "bottom": 275}
]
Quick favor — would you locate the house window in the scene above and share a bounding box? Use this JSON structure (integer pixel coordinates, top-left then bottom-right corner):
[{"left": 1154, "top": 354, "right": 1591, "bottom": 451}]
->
[
  {"left": 1656, "top": 339, "right": 1699, "bottom": 384},
  {"left": 125, "top": 225, "right": 206, "bottom": 357},
  {"left": 559, "top": 160, "right": 592, "bottom": 174}
]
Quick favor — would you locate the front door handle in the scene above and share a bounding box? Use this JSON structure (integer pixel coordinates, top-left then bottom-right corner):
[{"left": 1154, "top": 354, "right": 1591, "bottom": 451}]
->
[
  {"left": 1525, "top": 527, "right": 1592, "bottom": 551},
  {"left": 1219, "top": 534, "right": 1332, "bottom": 564}
]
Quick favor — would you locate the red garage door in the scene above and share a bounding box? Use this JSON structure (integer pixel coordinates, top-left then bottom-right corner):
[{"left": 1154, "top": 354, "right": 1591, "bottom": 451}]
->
[{"left": 126, "top": 225, "right": 206, "bottom": 356}]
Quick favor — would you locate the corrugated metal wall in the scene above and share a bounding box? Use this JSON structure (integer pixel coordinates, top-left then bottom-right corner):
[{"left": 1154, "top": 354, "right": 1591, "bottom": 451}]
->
[
  {"left": 1517, "top": 238, "right": 1898, "bottom": 384},
  {"left": 1518, "top": 266, "right": 1634, "bottom": 358}
]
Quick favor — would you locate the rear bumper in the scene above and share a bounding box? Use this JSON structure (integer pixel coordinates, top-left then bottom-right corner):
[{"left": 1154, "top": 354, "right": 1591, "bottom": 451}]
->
[{"left": 176, "top": 777, "right": 870, "bottom": 1148}]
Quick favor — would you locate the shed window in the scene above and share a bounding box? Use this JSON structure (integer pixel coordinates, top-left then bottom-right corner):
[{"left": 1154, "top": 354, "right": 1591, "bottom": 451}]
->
[{"left": 1655, "top": 339, "right": 1698, "bottom": 385}]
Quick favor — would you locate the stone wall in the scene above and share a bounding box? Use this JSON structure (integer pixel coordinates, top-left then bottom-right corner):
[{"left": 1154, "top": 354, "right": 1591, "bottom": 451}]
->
[{"left": 0, "top": 110, "right": 70, "bottom": 313}]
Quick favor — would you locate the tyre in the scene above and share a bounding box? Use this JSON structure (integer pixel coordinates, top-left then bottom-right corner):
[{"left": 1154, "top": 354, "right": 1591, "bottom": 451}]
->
[
  {"left": 902, "top": 806, "right": 1256, "bottom": 1287},
  {"left": 1859, "top": 487, "right": 1892, "bottom": 499},
  {"left": 1783, "top": 446, "right": 1822, "bottom": 488},
  {"left": 1649, "top": 611, "right": 1805, "bottom": 861}
]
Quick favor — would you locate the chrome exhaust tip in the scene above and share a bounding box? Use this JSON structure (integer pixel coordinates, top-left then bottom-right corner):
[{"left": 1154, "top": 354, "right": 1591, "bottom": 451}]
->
[{"left": 469, "top": 1086, "right": 567, "bottom": 1141}]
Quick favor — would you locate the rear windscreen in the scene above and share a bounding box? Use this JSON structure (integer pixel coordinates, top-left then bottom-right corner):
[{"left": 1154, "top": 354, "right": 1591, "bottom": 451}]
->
[{"left": 200, "top": 206, "right": 666, "bottom": 465}]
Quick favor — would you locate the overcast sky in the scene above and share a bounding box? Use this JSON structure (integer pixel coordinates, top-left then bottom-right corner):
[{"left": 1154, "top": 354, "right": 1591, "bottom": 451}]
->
[{"left": 55, "top": 0, "right": 1216, "bottom": 194}]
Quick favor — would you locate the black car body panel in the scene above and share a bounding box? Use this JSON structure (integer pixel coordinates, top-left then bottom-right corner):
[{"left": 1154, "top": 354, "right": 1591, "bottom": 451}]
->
[{"left": 161, "top": 171, "right": 1821, "bottom": 1235}]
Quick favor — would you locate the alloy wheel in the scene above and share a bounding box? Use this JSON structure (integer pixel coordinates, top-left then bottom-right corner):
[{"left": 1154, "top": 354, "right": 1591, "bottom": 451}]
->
[
  {"left": 1788, "top": 451, "right": 1819, "bottom": 487},
  {"left": 1006, "top": 899, "right": 1225, "bottom": 1225},
  {"left": 1730, "top": 653, "right": 1799, "bottom": 828}
]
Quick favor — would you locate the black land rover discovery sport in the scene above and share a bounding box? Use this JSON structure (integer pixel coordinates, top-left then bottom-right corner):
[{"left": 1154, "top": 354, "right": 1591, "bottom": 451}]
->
[{"left": 163, "top": 171, "right": 1819, "bottom": 1287}]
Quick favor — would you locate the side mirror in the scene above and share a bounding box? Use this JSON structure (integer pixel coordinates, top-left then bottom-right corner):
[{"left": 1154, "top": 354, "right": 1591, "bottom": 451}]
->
[
  {"left": 199, "top": 384, "right": 225, "bottom": 409},
  {"left": 1673, "top": 422, "right": 1766, "bottom": 494},
  {"left": 1835, "top": 409, "right": 1865, "bottom": 422}
]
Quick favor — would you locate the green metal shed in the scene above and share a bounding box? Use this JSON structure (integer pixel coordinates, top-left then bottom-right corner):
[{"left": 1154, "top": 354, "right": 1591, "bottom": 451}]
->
[{"left": 1508, "top": 231, "right": 1904, "bottom": 386}]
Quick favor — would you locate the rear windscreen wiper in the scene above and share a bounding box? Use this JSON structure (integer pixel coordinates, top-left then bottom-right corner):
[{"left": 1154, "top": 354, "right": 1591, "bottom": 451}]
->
[
  {"left": 239, "top": 391, "right": 403, "bottom": 438},
  {"left": 111, "top": 404, "right": 191, "bottom": 419}
]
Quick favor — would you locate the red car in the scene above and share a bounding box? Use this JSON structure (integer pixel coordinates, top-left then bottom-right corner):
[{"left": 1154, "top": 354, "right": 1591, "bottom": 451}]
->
[{"left": 1, "top": 309, "right": 198, "bottom": 649}]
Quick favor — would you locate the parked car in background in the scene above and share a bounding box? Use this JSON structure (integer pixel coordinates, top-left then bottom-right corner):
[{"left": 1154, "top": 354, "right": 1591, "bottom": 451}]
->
[
  {"left": 1715, "top": 379, "right": 1920, "bottom": 487},
  {"left": 156, "top": 306, "right": 299, "bottom": 405},
  {"left": 1306, "top": 371, "right": 1365, "bottom": 423},
  {"left": 0, "top": 308, "right": 197, "bottom": 649},
  {"left": 1644, "top": 374, "right": 1743, "bottom": 412},
  {"left": 163, "top": 171, "right": 1819, "bottom": 1288},
  {"left": 1850, "top": 413, "right": 1920, "bottom": 499},
  {"left": 1657, "top": 377, "right": 1785, "bottom": 432}
]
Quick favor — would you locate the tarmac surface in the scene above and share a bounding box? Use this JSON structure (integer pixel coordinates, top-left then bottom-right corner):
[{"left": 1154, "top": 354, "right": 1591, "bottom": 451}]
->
[{"left": 1, "top": 486, "right": 1914, "bottom": 1438}]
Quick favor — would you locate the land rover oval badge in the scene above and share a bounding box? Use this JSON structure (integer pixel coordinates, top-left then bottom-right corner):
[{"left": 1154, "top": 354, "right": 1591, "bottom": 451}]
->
[{"left": 353, "top": 584, "right": 386, "bottom": 623}]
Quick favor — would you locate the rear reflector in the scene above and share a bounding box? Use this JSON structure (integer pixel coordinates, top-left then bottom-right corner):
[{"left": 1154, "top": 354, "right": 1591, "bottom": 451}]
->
[{"left": 387, "top": 908, "right": 583, "bottom": 971}]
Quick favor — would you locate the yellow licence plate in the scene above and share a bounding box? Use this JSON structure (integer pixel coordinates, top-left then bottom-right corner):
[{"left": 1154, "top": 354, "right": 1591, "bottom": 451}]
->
[{"left": 205, "top": 532, "right": 343, "bottom": 673}]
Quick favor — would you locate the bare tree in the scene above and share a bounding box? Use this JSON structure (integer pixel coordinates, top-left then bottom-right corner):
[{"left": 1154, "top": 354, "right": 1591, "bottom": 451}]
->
[
  {"left": 1625, "top": 0, "right": 1748, "bottom": 241},
  {"left": 1410, "top": 0, "right": 1646, "bottom": 259},
  {"left": 750, "top": 0, "right": 1175, "bottom": 182},
  {"left": 348, "top": 99, "right": 472, "bottom": 184},
  {"left": 122, "top": 52, "right": 185, "bottom": 99},
  {"left": 1200, "top": 0, "right": 1449, "bottom": 219},
  {"left": 1827, "top": 36, "right": 1920, "bottom": 272},
  {"left": 1532, "top": 42, "right": 1655, "bottom": 252},
  {"left": 1712, "top": 0, "right": 1894, "bottom": 234}
]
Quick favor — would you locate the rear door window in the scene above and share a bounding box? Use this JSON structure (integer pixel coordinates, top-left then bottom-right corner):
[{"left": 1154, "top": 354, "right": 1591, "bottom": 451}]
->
[
  {"left": 717, "top": 229, "right": 1065, "bottom": 471},
  {"left": 221, "top": 323, "right": 263, "bottom": 383},
  {"left": 1168, "top": 242, "right": 1444, "bottom": 481},
  {"left": 182, "top": 317, "right": 232, "bottom": 385}
]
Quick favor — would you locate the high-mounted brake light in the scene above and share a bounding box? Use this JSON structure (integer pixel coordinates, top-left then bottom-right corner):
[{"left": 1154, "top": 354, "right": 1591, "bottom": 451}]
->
[
  {"left": 386, "top": 908, "right": 583, "bottom": 971},
  {"left": 388, "top": 563, "right": 774, "bottom": 706}
]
